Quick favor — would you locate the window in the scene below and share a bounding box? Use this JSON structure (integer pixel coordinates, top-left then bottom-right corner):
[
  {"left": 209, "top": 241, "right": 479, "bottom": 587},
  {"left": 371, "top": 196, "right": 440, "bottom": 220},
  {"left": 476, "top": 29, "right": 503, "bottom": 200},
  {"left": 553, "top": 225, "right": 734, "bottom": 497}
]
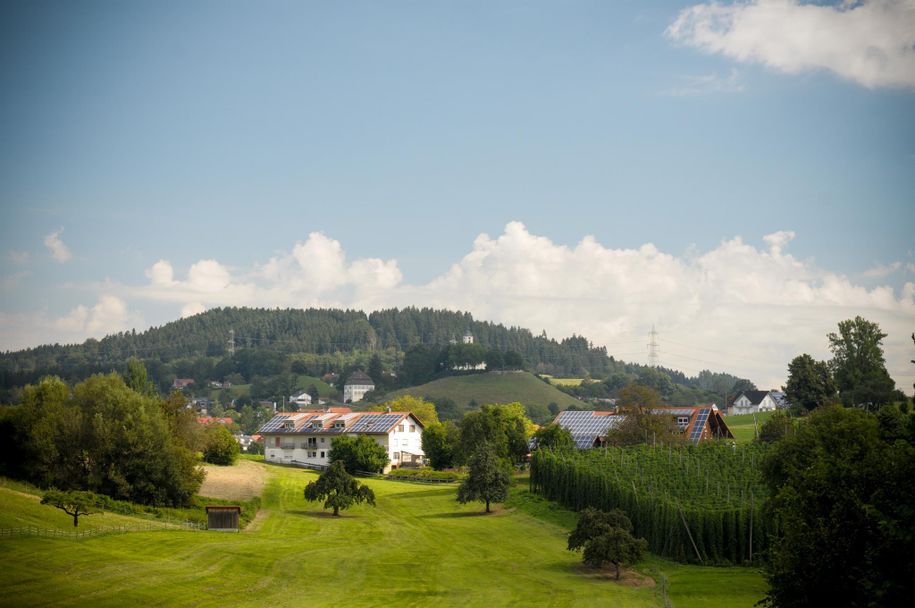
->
[
  {"left": 320, "top": 451, "right": 325, "bottom": 458},
  {"left": 392, "top": 452, "right": 400, "bottom": 460},
  {"left": 409, "top": 425, "right": 416, "bottom": 432},
  {"left": 398, "top": 424, "right": 405, "bottom": 433},
  {"left": 308, "top": 451, "right": 317, "bottom": 458},
  {"left": 677, "top": 416, "right": 690, "bottom": 428},
  {"left": 274, "top": 437, "right": 281, "bottom": 448},
  {"left": 320, "top": 438, "right": 325, "bottom": 444}
]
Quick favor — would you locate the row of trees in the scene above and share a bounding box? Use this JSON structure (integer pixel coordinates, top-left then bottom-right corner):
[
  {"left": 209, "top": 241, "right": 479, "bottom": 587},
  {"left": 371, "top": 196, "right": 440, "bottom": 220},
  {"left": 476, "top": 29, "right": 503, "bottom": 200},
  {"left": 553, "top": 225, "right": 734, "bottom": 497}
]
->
[
  {"left": 785, "top": 316, "right": 905, "bottom": 413},
  {"left": 0, "top": 374, "right": 205, "bottom": 506}
]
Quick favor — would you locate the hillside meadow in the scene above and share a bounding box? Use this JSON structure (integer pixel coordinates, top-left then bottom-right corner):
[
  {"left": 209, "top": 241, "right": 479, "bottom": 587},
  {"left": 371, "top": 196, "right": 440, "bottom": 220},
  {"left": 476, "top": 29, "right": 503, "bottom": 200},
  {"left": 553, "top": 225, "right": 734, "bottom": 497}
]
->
[
  {"left": 0, "top": 460, "right": 765, "bottom": 607},
  {"left": 387, "top": 371, "right": 590, "bottom": 421}
]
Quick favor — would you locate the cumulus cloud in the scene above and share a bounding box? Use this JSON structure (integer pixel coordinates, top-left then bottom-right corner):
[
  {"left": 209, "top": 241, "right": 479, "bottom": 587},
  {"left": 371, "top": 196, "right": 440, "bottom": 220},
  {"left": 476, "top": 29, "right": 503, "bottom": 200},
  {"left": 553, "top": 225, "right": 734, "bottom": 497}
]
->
[
  {"left": 666, "top": 0, "right": 915, "bottom": 89},
  {"left": 44, "top": 228, "right": 72, "bottom": 263},
  {"left": 0, "top": 296, "right": 141, "bottom": 350},
  {"left": 6, "top": 223, "right": 914, "bottom": 391},
  {"left": 862, "top": 261, "right": 903, "bottom": 278}
]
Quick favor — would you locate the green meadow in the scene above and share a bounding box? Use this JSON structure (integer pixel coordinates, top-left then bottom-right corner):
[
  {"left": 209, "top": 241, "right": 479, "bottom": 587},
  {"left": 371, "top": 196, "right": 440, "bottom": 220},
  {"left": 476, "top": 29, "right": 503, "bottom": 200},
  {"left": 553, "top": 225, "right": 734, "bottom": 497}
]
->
[
  {"left": 0, "top": 462, "right": 765, "bottom": 607},
  {"left": 725, "top": 410, "right": 776, "bottom": 443}
]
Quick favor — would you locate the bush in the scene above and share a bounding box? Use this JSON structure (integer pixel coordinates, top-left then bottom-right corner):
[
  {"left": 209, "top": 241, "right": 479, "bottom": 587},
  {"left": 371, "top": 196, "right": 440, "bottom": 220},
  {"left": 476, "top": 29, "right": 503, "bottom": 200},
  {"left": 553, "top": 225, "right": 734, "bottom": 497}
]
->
[
  {"left": 387, "top": 468, "right": 464, "bottom": 482},
  {"left": 203, "top": 425, "right": 239, "bottom": 465}
]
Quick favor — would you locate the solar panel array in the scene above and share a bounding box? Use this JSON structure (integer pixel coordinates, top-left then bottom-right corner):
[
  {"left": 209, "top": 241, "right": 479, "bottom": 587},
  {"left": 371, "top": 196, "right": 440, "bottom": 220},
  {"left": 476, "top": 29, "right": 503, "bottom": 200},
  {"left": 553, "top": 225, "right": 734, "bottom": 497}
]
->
[
  {"left": 259, "top": 414, "right": 299, "bottom": 433},
  {"left": 556, "top": 411, "right": 623, "bottom": 449},
  {"left": 688, "top": 408, "right": 711, "bottom": 444},
  {"left": 348, "top": 414, "right": 402, "bottom": 434}
]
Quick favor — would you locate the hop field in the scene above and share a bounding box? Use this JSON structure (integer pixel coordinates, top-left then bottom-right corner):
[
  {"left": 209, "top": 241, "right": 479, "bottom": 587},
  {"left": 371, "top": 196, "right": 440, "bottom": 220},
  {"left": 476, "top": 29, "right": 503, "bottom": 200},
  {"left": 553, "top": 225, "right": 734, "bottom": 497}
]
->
[{"left": 531, "top": 444, "right": 771, "bottom": 565}]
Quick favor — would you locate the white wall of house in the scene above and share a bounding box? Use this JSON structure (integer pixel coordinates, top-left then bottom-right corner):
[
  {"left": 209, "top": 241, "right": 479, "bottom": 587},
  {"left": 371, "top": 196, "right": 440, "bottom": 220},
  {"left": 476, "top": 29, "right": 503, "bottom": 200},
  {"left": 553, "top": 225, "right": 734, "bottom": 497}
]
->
[
  {"left": 262, "top": 414, "right": 425, "bottom": 472},
  {"left": 343, "top": 383, "right": 374, "bottom": 403},
  {"left": 731, "top": 393, "right": 779, "bottom": 415}
]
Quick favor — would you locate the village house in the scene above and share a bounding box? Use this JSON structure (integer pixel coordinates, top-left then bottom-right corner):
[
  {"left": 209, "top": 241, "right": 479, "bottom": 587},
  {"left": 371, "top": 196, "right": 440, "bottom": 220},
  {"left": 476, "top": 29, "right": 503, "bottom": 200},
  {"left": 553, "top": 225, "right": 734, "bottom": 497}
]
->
[
  {"left": 551, "top": 406, "right": 733, "bottom": 449},
  {"left": 289, "top": 391, "right": 312, "bottom": 407},
  {"left": 730, "top": 390, "right": 785, "bottom": 415},
  {"left": 258, "top": 407, "right": 424, "bottom": 472},
  {"left": 172, "top": 378, "right": 195, "bottom": 390},
  {"left": 343, "top": 371, "right": 375, "bottom": 403}
]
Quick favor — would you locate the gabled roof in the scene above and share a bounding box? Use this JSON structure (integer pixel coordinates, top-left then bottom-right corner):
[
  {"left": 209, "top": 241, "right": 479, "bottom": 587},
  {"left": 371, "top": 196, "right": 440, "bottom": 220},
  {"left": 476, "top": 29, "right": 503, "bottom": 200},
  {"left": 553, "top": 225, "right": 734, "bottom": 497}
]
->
[
  {"left": 769, "top": 390, "right": 790, "bottom": 409},
  {"left": 345, "top": 371, "right": 374, "bottom": 386},
  {"left": 257, "top": 410, "right": 421, "bottom": 436},
  {"left": 553, "top": 406, "right": 731, "bottom": 447},
  {"left": 737, "top": 390, "right": 771, "bottom": 405}
]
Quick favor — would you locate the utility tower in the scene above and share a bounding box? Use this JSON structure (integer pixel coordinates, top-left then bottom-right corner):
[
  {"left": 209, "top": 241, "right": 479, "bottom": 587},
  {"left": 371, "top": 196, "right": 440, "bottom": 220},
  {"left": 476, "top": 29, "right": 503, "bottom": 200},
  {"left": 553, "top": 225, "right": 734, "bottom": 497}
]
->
[
  {"left": 647, "top": 325, "right": 660, "bottom": 368},
  {"left": 228, "top": 329, "right": 236, "bottom": 355}
]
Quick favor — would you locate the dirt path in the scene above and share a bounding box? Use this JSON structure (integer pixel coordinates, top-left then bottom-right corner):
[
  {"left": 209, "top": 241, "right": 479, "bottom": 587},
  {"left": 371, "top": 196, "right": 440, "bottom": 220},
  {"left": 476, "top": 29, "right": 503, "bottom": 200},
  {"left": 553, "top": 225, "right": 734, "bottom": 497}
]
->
[{"left": 199, "top": 459, "right": 269, "bottom": 501}]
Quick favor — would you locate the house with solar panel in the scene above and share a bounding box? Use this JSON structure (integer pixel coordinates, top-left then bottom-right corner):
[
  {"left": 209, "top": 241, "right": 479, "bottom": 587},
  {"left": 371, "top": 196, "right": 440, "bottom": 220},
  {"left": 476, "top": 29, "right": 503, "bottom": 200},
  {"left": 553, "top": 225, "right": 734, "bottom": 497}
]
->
[
  {"left": 552, "top": 406, "right": 733, "bottom": 449},
  {"left": 258, "top": 407, "right": 424, "bottom": 472}
]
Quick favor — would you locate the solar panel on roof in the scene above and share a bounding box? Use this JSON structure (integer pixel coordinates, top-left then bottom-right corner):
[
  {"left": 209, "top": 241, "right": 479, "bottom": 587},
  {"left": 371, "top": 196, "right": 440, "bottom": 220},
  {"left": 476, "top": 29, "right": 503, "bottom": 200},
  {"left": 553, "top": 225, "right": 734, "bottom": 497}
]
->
[
  {"left": 689, "top": 408, "right": 711, "bottom": 444},
  {"left": 555, "top": 411, "right": 623, "bottom": 448}
]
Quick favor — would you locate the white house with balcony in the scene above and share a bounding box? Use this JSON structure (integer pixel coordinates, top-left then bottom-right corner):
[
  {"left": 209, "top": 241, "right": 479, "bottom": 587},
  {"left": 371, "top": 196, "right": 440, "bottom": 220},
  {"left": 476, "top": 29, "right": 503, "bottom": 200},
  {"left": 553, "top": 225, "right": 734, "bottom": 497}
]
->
[{"left": 258, "top": 407, "right": 424, "bottom": 473}]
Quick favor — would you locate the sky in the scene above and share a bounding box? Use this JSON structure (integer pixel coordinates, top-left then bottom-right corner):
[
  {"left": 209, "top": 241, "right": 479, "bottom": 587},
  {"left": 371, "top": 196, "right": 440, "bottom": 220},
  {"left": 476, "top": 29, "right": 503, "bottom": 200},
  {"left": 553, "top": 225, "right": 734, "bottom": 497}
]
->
[{"left": 1, "top": 0, "right": 913, "bottom": 391}]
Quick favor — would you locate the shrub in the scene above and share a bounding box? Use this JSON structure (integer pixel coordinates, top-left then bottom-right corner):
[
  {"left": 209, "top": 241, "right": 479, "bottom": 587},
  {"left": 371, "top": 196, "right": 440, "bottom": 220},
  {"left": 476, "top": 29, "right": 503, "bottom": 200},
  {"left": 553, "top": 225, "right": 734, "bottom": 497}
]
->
[{"left": 203, "top": 425, "right": 239, "bottom": 466}]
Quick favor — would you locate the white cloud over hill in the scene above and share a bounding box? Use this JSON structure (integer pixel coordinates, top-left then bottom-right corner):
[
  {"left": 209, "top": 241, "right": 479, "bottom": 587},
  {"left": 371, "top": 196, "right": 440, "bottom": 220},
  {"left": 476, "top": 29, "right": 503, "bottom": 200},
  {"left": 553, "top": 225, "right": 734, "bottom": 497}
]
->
[{"left": 2, "top": 222, "right": 913, "bottom": 391}]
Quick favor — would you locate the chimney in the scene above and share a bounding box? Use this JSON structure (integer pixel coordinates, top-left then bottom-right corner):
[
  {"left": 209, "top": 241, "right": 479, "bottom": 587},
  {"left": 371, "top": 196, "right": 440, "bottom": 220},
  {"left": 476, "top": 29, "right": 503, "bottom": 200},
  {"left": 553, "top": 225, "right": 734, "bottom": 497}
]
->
[{"left": 386, "top": 406, "right": 391, "bottom": 413}]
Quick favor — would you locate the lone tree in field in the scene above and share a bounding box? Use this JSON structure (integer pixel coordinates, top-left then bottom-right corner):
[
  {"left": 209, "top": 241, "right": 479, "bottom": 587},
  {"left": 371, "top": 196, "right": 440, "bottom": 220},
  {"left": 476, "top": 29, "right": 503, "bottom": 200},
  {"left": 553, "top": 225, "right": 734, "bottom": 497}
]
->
[
  {"left": 456, "top": 443, "right": 511, "bottom": 513},
  {"left": 203, "top": 423, "right": 240, "bottom": 465},
  {"left": 568, "top": 507, "right": 648, "bottom": 580},
  {"left": 41, "top": 489, "right": 104, "bottom": 527},
  {"left": 303, "top": 461, "right": 376, "bottom": 516}
]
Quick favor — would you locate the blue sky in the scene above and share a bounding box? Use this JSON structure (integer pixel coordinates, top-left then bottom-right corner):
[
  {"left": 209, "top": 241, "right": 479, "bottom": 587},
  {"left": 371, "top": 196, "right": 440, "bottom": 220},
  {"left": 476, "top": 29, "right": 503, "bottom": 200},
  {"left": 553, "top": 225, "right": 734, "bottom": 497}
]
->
[{"left": 1, "top": 0, "right": 913, "bottom": 390}]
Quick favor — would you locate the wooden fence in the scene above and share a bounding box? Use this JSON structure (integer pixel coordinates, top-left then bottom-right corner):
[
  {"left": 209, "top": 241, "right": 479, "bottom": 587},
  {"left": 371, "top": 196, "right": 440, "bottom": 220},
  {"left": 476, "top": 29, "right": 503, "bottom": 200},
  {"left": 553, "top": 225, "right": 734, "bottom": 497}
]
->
[{"left": 0, "top": 521, "right": 205, "bottom": 539}]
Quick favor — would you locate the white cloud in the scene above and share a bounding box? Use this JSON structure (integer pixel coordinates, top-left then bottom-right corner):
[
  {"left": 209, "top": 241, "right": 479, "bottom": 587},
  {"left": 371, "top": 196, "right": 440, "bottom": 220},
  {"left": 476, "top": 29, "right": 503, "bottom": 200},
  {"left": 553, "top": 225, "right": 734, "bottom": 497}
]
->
[
  {"left": 180, "top": 302, "right": 206, "bottom": 318},
  {"left": 0, "top": 296, "right": 141, "bottom": 350},
  {"left": 862, "top": 261, "right": 903, "bottom": 278},
  {"left": 663, "top": 68, "right": 746, "bottom": 96},
  {"left": 54, "top": 295, "right": 132, "bottom": 335},
  {"left": 43, "top": 228, "right": 72, "bottom": 263},
  {"left": 666, "top": 0, "right": 915, "bottom": 89},
  {"left": 5, "top": 223, "right": 915, "bottom": 392}
]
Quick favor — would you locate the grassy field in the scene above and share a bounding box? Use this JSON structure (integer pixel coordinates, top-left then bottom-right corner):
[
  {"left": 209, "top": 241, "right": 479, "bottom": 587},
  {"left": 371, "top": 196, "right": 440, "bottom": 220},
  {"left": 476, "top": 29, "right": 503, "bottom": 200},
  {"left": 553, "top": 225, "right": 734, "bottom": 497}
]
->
[
  {"left": 0, "top": 461, "right": 766, "bottom": 607},
  {"left": 388, "top": 371, "right": 589, "bottom": 422},
  {"left": 724, "top": 410, "right": 775, "bottom": 443},
  {"left": 543, "top": 376, "right": 586, "bottom": 386}
]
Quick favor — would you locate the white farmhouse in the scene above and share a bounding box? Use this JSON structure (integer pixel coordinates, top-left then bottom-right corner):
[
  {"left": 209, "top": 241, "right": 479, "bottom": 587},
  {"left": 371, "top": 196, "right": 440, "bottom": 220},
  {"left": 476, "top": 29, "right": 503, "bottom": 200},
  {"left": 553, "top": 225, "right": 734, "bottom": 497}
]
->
[
  {"left": 289, "top": 391, "right": 312, "bottom": 407},
  {"left": 343, "top": 371, "right": 375, "bottom": 403},
  {"left": 258, "top": 407, "right": 424, "bottom": 473},
  {"left": 730, "top": 390, "right": 780, "bottom": 415}
]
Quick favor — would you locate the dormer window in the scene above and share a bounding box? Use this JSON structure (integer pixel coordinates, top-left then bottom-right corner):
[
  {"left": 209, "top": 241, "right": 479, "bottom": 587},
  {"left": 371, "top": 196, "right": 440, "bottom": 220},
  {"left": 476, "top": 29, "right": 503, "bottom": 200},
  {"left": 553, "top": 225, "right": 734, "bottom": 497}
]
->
[
  {"left": 334, "top": 422, "right": 344, "bottom": 429},
  {"left": 283, "top": 421, "right": 294, "bottom": 430},
  {"left": 314, "top": 421, "right": 323, "bottom": 429}
]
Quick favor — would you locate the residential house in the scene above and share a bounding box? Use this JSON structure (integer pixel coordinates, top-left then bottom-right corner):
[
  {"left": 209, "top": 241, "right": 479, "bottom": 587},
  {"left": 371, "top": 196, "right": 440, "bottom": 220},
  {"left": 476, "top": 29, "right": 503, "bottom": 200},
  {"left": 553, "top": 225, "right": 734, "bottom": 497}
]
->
[
  {"left": 172, "top": 378, "right": 195, "bottom": 390},
  {"left": 258, "top": 407, "right": 424, "bottom": 473},
  {"left": 343, "top": 371, "right": 375, "bottom": 403},
  {"left": 290, "top": 391, "right": 313, "bottom": 407},
  {"left": 730, "top": 390, "right": 781, "bottom": 415},
  {"left": 551, "top": 406, "right": 733, "bottom": 449}
]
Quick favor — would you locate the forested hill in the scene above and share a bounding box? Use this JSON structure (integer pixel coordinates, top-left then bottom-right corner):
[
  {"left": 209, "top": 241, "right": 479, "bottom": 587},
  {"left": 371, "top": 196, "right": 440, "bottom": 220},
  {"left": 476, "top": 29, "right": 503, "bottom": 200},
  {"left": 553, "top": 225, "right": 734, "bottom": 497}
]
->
[{"left": 0, "top": 306, "right": 612, "bottom": 382}]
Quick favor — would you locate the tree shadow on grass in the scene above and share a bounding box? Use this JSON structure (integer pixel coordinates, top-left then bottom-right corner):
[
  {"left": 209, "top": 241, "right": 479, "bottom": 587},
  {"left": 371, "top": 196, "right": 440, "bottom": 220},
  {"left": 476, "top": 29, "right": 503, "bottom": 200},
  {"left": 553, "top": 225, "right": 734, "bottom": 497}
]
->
[
  {"left": 419, "top": 511, "right": 497, "bottom": 519},
  {"left": 286, "top": 509, "right": 363, "bottom": 519},
  {"left": 383, "top": 488, "right": 453, "bottom": 500}
]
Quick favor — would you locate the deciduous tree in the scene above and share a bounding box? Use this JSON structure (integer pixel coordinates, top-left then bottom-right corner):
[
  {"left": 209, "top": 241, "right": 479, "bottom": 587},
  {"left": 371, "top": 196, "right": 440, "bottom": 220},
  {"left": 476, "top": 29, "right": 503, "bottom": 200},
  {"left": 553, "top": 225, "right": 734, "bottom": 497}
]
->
[
  {"left": 532, "top": 423, "right": 575, "bottom": 452},
  {"left": 203, "top": 424, "right": 239, "bottom": 465},
  {"left": 827, "top": 316, "right": 896, "bottom": 408},
  {"left": 41, "top": 489, "right": 104, "bottom": 527},
  {"left": 303, "top": 461, "right": 376, "bottom": 516},
  {"left": 456, "top": 443, "right": 510, "bottom": 513},
  {"left": 784, "top": 354, "right": 837, "bottom": 414},
  {"left": 329, "top": 435, "right": 389, "bottom": 474}
]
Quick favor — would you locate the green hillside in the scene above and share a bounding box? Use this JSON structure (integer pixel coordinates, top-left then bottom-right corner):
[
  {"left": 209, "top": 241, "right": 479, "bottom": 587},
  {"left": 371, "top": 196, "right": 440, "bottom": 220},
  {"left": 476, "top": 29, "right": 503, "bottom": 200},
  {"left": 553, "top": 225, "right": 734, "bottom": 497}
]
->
[
  {"left": 386, "top": 371, "right": 590, "bottom": 423},
  {"left": 0, "top": 462, "right": 766, "bottom": 607}
]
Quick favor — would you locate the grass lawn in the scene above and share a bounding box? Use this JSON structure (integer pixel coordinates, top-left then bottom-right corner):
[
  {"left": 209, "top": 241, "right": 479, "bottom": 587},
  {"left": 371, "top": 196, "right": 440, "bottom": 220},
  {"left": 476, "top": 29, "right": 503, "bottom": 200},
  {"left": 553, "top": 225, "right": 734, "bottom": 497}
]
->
[
  {"left": 724, "top": 410, "right": 776, "bottom": 443},
  {"left": 0, "top": 462, "right": 766, "bottom": 607},
  {"left": 389, "top": 371, "right": 590, "bottom": 422}
]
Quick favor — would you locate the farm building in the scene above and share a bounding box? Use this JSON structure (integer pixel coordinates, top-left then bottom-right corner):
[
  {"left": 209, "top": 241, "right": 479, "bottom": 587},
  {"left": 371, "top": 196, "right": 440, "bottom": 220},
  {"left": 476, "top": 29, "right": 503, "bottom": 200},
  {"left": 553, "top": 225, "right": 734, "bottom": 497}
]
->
[
  {"left": 730, "top": 390, "right": 786, "bottom": 415},
  {"left": 206, "top": 505, "right": 240, "bottom": 531},
  {"left": 258, "top": 407, "right": 424, "bottom": 473},
  {"left": 552, "top": 406, "right": 733, "bottom": 449}
]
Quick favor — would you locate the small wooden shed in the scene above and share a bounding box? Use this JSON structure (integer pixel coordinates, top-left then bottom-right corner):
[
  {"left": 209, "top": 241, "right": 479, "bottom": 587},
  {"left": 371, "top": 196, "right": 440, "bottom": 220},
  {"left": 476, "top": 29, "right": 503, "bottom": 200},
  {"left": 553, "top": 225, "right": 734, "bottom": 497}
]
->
[{"left": 206, "top": 505, "right": 241, "bottom": 531}]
